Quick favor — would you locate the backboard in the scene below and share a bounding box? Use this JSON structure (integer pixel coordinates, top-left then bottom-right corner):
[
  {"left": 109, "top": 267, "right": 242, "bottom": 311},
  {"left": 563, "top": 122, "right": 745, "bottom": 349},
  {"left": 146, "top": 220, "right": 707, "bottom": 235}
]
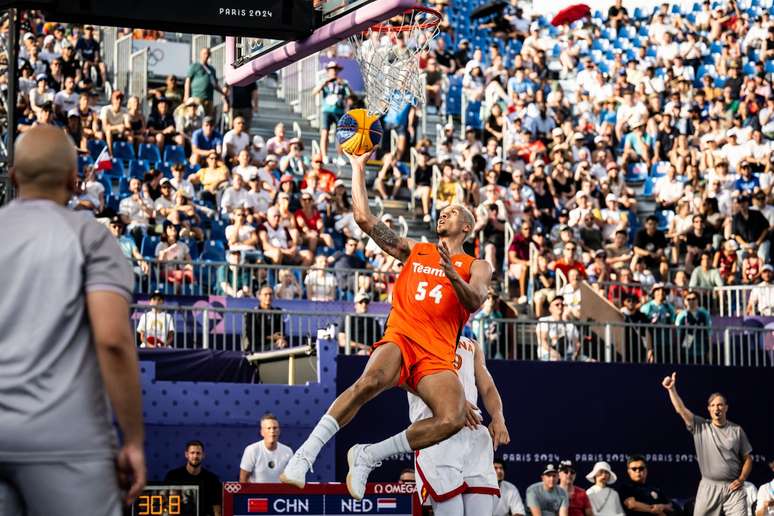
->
[{"left": 225, "top": 0, "right": 419, "bottom": 86}]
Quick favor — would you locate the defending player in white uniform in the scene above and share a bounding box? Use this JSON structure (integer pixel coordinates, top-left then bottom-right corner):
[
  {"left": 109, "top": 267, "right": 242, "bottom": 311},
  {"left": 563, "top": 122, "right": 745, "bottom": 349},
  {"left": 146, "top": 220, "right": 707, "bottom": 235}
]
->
[{"left": 407, "top": 336, "right": 510, "bottom": 515}]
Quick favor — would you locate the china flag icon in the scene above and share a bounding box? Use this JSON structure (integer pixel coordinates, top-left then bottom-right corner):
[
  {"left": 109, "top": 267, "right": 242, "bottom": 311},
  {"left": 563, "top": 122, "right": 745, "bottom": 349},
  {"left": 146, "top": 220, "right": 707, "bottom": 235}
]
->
[{"left": 247, "top": 498, "right": 269, "bottom": 512}]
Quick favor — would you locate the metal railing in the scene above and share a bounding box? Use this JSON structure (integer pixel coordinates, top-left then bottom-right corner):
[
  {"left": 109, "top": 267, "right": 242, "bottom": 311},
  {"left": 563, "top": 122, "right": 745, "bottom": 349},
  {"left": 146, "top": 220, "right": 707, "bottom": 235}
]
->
[
  {"left": 473, "top": 317, "right": 774, "bottom": 367},
  {"left": 131, "top": 258, "right": 399, "bottom": 301},
  {"left": 128, "top": 48, "right": 148, "bottom": 110},
  {"left": 114, "top": 34, "right": 133, "bottom": 92},
  {"left": 278, "top": 53, "right": 322, "bottom": 128},
  {"left": 131, "top": 303, "right": 774, "bottom": 368},
  {"left": 131, "top": 304, "right": 386, "bottom": 355},
  {"left": 101, "top": 27, "right": 118, "bottom": 84},
  {"left": 408, "top": 146, "right": 419, "bottom": 211},
  {"left": 191, "top": 35, "right": 212, "bottom": 62},
  {"left": 600, "top": 282, "right": 767, "bottom": 317}
]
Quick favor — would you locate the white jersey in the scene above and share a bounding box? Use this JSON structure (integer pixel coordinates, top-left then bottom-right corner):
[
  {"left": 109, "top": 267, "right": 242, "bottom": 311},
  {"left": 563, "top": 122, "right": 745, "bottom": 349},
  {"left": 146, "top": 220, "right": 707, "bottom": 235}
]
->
[
  {"left": 408, "top": 337, "right": 477, "bottom": 423},
  {"left": 408, "top": 337, "right": 499, "bottom": 503}
]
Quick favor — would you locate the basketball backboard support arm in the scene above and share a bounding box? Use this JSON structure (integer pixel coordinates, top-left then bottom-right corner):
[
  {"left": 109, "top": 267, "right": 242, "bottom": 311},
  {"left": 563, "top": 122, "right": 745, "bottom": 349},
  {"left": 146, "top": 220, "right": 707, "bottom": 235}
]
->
[{"left": 224, "top": 0, "right": 418, "bottom": 86}]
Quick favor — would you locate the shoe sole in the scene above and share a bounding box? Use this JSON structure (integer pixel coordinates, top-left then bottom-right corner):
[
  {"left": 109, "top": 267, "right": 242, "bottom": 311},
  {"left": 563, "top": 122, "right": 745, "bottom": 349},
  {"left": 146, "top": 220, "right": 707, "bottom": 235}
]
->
[
  {"left": 279, "top": 471, "right": 305, "bottom": 490},
  {"left": 345, "top": 445, "right": 362, "bottom": 500}
]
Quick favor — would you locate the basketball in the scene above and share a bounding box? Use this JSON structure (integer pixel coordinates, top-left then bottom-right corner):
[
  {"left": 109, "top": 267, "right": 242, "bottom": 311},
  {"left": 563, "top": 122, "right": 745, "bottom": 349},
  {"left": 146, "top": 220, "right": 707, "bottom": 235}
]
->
[{"left": 335, "top": 109, "right": 383, "bottom": 156}]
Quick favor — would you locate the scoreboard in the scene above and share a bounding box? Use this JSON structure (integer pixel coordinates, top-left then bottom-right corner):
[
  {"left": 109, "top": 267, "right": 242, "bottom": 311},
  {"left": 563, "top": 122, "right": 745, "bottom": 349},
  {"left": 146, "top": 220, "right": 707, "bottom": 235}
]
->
[
  {"left": 222, "top": 482, "right": 420, "bottom": 516},
  {"left": 129, "top": 485, "right": 199, "bottom": 516}
]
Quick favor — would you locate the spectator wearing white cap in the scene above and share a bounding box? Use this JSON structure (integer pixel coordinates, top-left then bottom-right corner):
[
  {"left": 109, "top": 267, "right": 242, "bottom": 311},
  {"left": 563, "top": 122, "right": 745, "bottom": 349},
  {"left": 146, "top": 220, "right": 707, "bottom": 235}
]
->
[
  {"left": 526, "top": 464, "right": 569, "bottom": 516},
  {"left": 29, "top": 74, "right": 55, "bottom": 118},
  {"left": 600, "top": 193, "right": 628, "bottom": 242},
  {"left": 585, "top": 462, "right": 625, "bottom": 516},
  {"left": 40, "top": 34, "right": 60, "bottom": 64}
]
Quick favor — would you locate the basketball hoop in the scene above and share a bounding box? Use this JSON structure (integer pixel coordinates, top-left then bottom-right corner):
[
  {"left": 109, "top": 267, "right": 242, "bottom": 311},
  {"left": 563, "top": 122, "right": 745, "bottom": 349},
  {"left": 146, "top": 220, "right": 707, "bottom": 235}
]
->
[{"left": 348, "top": 6, "right": 441, "bottom": 116}]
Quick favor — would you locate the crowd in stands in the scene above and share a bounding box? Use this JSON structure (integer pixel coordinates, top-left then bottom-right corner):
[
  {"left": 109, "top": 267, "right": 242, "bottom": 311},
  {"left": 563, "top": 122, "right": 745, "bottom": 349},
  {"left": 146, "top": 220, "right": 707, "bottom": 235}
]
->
[{"left": 11, "top": 1, "right": 774, "bottom": 355}]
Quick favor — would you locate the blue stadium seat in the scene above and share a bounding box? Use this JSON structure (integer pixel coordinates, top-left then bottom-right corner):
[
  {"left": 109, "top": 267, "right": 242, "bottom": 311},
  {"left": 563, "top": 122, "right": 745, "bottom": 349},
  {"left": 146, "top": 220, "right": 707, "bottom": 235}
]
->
[
  {"left": 714, "top": 76, "right": 727, "bottom": 88},
  {"left": 158, "top": 161, "right": 172, "bottom": 178},
  {"left": 163, "top": 144, "right": 187, "bottom": 164},
  {"left": 210, "top": 219, "right": 227, "bottom": 242},
  {"left": 112, "top": 141, "right": 135, "bottom": 161},
  {"left": 201, "top": 240, "right": 226, "bottom": 262},
  {"left": 766, "top": 61, "right": 774, "bottom": 74},
  {"left": 87, "top": 139, "right": 107, "bottom": 161},
  {"left": 78, "top": 155, "right": 93, "bottom": 175},
  {"left": 106, "top": 159, "right": 125, "bottom": 178},
  {"left": 656, "top": 210, "right": 673, "bottom": 232},
  {"left": 129, "top": 159, "right": 150, "bottom": 179},
  {"left": 642, "top": 177, "right": 655, "bottom": 198},
  {"left": 138, "top": 143, "right": 162, "bottom": 162},
  {"left": 464, "top": 100, "right": 483, "bottom": 130},
  {"left": 651, "top": 161, "right": 670, "bottom": 178},
  {"left": 98, "top": 175, "right": 112, "bottom": 198},
  {"left": 710, "top": 42, "right": 723, "bottom": 54},
  {"left": 625, "top": 162, "right": 648, "bottom": 183},
  {"left": 185, "top": 238, "right": 200, "bottom": 260},
  {"left": 118, "top": 177, "right": 130, "bottom": 197},
  {"left": 106, "top": 194, "right": 119, "bottom": 213},
  {"left": 140, "top": 235, "right": 161, "bottom": 258},
  {"left": 743, "top": 62, "right": 756, "bottom": 76},
  {"left": 633, "top": 7, "right": 644, "bottom": 19}
]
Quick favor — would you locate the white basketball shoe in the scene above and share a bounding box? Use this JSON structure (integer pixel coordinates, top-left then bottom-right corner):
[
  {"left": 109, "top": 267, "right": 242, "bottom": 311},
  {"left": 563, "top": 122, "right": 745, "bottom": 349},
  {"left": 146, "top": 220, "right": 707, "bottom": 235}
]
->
[
  {"left": 279, "top": 451, "right": 314, "bottom": 489},
  {"left": 346, "top": 444, "right": 382, "bottom": 500}
]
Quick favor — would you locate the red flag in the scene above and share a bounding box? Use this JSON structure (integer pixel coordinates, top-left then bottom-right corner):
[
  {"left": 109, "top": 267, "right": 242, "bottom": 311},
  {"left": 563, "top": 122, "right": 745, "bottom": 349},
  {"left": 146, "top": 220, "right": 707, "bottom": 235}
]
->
[
  {"left": 247, "top": 498, "right": 269, "bottom": 512},
  {"left": 94, "top": 146, "right": 112, "bottom": 172}
]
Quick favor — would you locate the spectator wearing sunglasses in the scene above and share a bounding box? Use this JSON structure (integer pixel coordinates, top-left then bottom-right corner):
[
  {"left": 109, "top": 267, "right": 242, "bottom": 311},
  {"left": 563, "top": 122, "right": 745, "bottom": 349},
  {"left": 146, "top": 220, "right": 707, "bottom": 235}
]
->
[{"left": 617, "top": 455, "right": 673, "bottom": 516}]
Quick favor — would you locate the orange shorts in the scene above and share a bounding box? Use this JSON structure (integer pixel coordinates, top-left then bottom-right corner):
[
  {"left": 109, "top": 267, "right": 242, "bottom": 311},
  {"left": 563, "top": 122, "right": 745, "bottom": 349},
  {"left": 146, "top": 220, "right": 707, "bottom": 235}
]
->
[{"left": 374, "top": 331, "right": 455, "bottom": 391}]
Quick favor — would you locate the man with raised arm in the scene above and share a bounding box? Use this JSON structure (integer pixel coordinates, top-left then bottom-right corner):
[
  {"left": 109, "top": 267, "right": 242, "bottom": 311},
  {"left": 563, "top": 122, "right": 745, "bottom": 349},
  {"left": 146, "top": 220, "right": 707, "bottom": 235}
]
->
[
  {"left": 282, "top": 152, "right": 492, "bottom": 499},
  {"left": 661, "top": 373, "right": 753, "bottom": 516}
]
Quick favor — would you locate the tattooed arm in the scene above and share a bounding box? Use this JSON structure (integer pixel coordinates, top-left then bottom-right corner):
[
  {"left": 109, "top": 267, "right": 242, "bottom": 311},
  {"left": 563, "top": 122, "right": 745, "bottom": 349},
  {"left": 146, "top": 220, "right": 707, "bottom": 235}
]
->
[{"left": 349, "top": 152, "right": 416, "bottom": 262}]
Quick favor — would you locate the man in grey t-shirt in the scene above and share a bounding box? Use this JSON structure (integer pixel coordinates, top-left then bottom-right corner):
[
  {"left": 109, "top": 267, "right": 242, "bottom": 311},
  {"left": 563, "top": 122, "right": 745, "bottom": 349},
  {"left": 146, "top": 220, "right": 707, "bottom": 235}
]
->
[
  {"left": 662, "top": 372, "right": 753, "bottom": 516},
  {"left": 526, "top": 464, "right": 569, "bottom": 516},
  {"left": 0, "top": 126, "right": 145, "bottom": 515}
]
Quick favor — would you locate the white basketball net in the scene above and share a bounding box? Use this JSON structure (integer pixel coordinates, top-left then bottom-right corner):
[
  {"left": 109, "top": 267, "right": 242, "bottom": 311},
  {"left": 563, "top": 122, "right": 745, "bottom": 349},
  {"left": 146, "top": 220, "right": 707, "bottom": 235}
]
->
[{"left": 348, "top": 8, "right": 441, "bottom": 116}]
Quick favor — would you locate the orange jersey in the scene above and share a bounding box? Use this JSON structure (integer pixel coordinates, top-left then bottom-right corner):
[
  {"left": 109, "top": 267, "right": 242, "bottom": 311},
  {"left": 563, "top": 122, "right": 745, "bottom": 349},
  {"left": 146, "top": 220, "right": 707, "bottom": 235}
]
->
[{"left": 385, "top": 242, "right": 475, "bottom": 363}]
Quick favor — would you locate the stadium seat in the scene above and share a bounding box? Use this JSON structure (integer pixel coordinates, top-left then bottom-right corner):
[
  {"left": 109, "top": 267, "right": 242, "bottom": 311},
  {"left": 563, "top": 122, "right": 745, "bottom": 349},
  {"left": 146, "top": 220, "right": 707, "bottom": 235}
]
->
[
  {"left": 642, "top": 177, "right": 655, "bottom": 198},
  {"left": 714, "top": 76, "right": 727, "bottom": 88},
  {"left": 118, "top": 177, "right": 130, "bottom": 197},
  {"left": 87, "top": 139, "right": 107, "bottom": 161},
  {"left": 209, "top": 219, "right": 227, "bottom": 242},
  {"left": 98, "top": 175, "right": 112, "bottom": 198},
  {"left": 766, "top": 61, "right": 774, "bottom": 74},
  {"left": 129, "top": 159, "right": 150, "bottom": 180},
  {"left": 106, "top": 194, "right": 119, "bottom": 213},
  {"left": 106, "top": 158, "right": 125, "bottom": 178},
  {"left": 201, "top": 240, "right": 226, "bottom": 262},
  {"left": 163, "top": 144, "right": 187, "bottom": 164},
  {"left": 743, "top": 62, "right": 756, "bottom": 76},
  {"left": 625, "top": 162, "right": 648, "bottom": 184},
  {"left": 138, "top": 143, "right": 162, "bottom": 162},
  {"left": 157, "top": 161, "right": 172, "bottom": 178},
  {"left": 464, "top": 100, "right": 484, "bottom": 130},
  {"left": 140, "top": 235, "right": 161, "bottom": 258},
  {"left": 656, "top": 210, "right": 673, "bottom": 232},
  {"left": 78, "top": 155, "right": 93, "bottom": 175},
  {"left": 112, "top": 141, "right": 136, "bottom": 161},
  {"left": 185, "top": 238, "right": 200, "bottom": 260},
  {"left": 651, "top": 161, "right": 670, "bottom": 178}
]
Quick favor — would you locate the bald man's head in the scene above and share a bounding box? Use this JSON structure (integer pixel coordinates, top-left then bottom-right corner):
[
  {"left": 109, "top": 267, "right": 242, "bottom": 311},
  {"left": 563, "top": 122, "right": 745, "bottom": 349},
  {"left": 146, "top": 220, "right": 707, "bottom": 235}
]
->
[{"left": 13, "top": 126, "right": 77, "bottom": 193}]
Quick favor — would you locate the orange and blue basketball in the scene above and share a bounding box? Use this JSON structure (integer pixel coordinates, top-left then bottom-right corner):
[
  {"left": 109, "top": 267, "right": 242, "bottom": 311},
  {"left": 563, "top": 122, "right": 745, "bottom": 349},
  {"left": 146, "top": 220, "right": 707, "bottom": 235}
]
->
[{"left": 336, "top": 109, "right": 383, "bottom": 156}]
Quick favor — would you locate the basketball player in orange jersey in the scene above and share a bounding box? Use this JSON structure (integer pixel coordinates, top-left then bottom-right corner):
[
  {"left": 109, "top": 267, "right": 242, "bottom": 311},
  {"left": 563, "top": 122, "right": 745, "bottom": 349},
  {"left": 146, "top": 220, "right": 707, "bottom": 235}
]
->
[{"left": 281, "top": 151, "right": 492, "bottom": 499}]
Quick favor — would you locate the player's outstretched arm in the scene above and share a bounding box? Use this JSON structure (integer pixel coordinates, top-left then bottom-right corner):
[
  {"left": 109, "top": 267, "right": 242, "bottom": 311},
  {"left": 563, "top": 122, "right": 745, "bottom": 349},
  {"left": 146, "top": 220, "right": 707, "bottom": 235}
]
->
[
  {"left": 348, "top": 152, "right": 415, "bottom": 262},
  {"left": 662, "top": 372, "right": 694, "bottom": 427},
  {"left": 473, "top": 342, "right": 510, "bottom": 450}
]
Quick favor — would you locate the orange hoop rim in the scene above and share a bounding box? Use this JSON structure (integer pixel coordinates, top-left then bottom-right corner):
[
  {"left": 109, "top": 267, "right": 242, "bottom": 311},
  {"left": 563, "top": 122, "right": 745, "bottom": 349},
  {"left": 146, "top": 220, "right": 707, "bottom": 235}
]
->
[{"left": 367, "top": 6, "right": 442, "bottom": 33}]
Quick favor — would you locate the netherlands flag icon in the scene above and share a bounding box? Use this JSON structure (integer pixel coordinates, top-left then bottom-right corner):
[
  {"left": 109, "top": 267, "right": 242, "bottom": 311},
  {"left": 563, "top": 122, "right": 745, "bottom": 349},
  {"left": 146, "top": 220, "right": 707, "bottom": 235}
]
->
[
  {"left": 377, "top": 497, "right": 397, "bottom": 510},
  {"left": 247, "top": 498, "right": 269, "bottom": 512}
]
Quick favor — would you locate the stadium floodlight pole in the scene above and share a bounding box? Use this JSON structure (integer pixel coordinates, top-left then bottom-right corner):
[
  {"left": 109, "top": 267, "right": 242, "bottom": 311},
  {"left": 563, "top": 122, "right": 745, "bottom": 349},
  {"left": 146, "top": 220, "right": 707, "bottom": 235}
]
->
[{"left": 2, "top": 7, "right": 19, "bottom": 204}]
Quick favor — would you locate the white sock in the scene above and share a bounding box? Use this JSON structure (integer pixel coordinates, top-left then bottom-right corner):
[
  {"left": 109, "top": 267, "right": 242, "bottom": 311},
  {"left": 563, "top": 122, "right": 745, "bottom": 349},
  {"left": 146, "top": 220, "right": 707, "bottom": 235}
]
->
[
  {"left": 364, "top": 430, "right": 411, "bottom": 462},
  {"left": 299, "top": 414, "right": 340, "bottom": 461}
]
